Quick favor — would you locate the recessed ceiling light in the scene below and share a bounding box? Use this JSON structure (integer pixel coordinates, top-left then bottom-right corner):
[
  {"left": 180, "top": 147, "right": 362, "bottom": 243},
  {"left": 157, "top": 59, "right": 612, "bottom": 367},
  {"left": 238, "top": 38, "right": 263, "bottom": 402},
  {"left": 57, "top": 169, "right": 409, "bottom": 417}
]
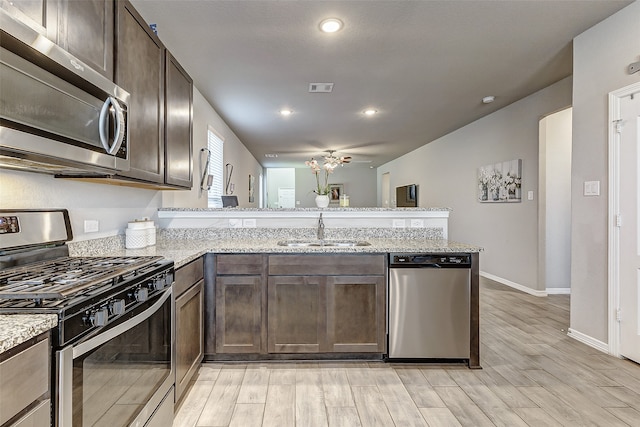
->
[
  {"left": 319, "top": 18, "right": 343, "bottom": 33},
  {"left": 265, "top": 154, "right": 278, "bottom": 158},
  {"left": 363, "top": 108, "right": 378, "bottom": 116},
  {"left": 280, "top": 109, "right": 293, "bottom": 116},
  {"left": 482, "top": 96, "right": 495, "bottom": 104}
]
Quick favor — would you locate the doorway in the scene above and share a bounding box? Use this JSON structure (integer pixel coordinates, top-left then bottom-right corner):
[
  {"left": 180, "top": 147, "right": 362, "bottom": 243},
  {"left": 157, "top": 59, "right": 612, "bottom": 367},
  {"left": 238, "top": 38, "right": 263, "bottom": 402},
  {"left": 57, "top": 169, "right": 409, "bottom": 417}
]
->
[
  {"left": 538, "top": 108, "right": 572, "bottom": 294},
  {"left": 266, "top": 168, "right": 296, "bottom": 208},
  {"left": 609, "top": 81, "right": 640, "bottom": 363}
]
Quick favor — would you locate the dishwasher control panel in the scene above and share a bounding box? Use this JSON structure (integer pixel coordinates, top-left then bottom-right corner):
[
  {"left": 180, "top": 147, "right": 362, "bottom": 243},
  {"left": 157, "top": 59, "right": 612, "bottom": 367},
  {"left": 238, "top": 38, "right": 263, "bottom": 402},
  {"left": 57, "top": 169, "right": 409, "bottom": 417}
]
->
[{"left": 389, "top": 253, "right": 471, "bottom": 267}]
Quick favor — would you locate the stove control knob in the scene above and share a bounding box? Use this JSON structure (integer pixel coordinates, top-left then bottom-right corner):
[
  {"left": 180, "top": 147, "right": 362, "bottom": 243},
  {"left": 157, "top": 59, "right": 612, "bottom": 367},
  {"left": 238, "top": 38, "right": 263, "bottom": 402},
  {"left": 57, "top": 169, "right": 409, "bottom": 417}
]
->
[
  {"left": 151, "top": 277, "right": 165, "bottom": 291},
  {"left": 135, "top": 287, "right": 149, "bottom": 302},
  {"left": 110, "top": 299, "right": 126, "bottom": 315},
  {"left": 90, "top": 307, "right": 109, "bottom": 327},
  {"left": 165, "top": 272, "right": 174, "bottom": 286}
]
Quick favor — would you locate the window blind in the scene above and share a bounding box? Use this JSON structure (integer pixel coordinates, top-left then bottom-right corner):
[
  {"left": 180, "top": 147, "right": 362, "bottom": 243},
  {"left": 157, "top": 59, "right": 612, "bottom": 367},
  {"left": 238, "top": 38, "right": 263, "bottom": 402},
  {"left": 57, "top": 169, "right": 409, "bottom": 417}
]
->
[{"left": 207, "top": 127, "right": 224, "bottom": 208}]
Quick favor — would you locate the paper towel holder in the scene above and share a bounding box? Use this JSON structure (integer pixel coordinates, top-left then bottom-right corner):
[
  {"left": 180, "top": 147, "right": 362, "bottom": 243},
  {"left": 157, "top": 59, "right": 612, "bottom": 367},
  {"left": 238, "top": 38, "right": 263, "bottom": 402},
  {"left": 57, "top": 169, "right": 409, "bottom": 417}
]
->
[{"left": 200, "top": 148, "right": 213, "bottom": 196}]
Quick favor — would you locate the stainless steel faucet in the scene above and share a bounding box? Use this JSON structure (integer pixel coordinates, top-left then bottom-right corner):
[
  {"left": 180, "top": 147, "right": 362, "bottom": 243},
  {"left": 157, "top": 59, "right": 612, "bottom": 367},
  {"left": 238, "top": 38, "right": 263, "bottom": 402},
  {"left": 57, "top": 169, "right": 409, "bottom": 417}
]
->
[{"left": 317, "top": 213, "right": 325, "bottom": 240}]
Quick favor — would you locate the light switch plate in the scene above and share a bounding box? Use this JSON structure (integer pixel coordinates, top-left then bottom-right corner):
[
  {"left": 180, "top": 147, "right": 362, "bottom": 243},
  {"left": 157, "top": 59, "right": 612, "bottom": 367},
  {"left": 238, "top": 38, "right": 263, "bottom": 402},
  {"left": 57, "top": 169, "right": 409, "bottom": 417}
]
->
[
  {"left": 243, "top": 218, "right": 257, "bottom": 228},
  {"left": 584, "top": 180, "right": 600, "bottom": 196},
  {"left": 228, "top": 218, "right": 242, "bottom": 228},
  {"left": 392, "top": 219, "right": 406, "bottom": 228},
  {"left": 527, "top": 191, "right": 534, "bottom": 201}
]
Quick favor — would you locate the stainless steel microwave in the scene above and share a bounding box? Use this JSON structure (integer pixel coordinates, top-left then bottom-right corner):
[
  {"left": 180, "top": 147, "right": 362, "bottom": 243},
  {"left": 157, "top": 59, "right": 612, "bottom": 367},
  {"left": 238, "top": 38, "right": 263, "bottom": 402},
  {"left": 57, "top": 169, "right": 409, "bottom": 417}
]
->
[{"left": 0, "top": 11, "right": 130, "bottom": 175}]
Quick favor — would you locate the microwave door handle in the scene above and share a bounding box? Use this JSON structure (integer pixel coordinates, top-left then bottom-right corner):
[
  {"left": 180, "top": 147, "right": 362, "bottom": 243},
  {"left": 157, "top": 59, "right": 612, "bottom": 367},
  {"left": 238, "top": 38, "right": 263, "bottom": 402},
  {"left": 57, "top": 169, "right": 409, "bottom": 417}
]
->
[{"left": 99, "top": 97, "right": 125, "bottom": 155}]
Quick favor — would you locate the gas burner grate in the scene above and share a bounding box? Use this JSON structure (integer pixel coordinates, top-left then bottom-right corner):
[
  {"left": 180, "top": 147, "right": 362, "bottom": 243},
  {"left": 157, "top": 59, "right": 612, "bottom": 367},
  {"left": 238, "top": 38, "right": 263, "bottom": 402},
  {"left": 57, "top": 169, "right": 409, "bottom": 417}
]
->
[{"left": 0, "top": 256, "right": 163, "bottom": 300}]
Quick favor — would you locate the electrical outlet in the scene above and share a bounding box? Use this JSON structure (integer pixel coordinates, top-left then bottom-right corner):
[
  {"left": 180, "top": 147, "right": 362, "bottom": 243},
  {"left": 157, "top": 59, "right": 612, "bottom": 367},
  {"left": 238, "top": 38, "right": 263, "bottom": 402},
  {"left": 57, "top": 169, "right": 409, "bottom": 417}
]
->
[
  {"left": 410, "top": 219, "right": 424, "bottom": 228},
  {"left": 228, "top": 218, "right": 242, "bottom": 228},
  {"left": 84, "top": 220, "right": 99, "bottom": 233},
  {"left": 243, "top": 218, "right": 257, "bottom": 228},
  {"left": 392, "top": 219, "right": 406, "bottom": 228}
]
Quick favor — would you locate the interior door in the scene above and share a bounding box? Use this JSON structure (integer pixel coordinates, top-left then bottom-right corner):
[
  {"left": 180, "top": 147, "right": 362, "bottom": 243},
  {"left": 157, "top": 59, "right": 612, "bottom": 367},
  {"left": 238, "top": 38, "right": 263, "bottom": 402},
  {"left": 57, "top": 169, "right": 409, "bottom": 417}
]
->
[{"left": 619, "top": 90, "right": 640, "bottom": 364}]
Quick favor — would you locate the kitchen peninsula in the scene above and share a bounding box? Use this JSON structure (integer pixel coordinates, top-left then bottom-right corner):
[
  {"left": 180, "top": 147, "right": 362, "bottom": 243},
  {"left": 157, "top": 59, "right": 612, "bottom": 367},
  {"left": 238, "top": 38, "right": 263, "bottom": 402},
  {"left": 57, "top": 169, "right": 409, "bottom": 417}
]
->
[
  {"left": 69, "top": 207, "right": 482, "bottom": 369},
  {"left": 1, "top": 208, "right": 482, "bottom": 379}
]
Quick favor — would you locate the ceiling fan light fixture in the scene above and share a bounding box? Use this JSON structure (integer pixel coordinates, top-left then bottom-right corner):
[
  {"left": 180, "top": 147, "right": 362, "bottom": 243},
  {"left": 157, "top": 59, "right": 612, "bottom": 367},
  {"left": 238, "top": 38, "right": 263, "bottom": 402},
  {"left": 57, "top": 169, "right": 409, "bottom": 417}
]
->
[{"left": 319, "top": 18, "right": 343, "bottom": 33}]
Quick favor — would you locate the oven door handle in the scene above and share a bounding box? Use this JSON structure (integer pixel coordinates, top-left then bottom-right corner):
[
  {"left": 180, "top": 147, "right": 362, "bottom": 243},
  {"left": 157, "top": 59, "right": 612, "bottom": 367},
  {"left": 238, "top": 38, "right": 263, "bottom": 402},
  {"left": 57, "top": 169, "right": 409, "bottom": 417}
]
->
[{"left": 72, "top": 287, "right": 171, "bottom": 359}]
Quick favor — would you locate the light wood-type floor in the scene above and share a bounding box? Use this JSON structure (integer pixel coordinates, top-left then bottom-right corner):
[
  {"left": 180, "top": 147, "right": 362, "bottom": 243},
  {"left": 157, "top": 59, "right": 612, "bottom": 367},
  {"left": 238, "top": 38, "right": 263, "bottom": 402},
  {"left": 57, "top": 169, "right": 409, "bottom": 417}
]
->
[{"left": 173, "top": 278, "right": 640, "bottom": 426}]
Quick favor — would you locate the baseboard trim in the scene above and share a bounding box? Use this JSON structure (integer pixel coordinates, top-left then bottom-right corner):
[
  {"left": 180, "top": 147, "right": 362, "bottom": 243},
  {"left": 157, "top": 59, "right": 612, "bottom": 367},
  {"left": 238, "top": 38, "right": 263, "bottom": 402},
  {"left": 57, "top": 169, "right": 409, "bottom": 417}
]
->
[
  {"left": 567, "top": 328, "right": 609, "bottom": 354},
  {"left": 546, "top": 287, "right": 571, "bottom": 295},
  {"left": 480, "top": 271, "right": 548, "bottom": 297}
]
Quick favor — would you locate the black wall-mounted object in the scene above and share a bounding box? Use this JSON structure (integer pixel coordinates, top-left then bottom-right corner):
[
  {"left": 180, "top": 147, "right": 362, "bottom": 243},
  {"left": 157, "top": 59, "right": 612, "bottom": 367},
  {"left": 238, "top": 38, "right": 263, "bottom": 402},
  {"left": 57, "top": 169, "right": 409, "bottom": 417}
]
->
[{"left": 396, "top": 184, "right": 418, "bottom": 207}]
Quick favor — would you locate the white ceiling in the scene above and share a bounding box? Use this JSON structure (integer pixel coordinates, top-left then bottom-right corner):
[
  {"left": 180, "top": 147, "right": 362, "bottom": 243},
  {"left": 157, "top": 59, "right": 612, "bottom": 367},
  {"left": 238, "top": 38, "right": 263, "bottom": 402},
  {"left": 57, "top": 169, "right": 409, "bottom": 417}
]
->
[{"left": 130, "top": 0, "right": 633, "bottom": 168}]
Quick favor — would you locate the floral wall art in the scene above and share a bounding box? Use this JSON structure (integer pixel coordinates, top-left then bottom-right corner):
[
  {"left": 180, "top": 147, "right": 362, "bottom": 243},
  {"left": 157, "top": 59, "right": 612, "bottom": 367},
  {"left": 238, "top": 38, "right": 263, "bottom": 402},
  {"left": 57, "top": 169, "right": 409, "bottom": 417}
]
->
[{"left": 478, "top": 159, "right": 522, "bottom": 203}]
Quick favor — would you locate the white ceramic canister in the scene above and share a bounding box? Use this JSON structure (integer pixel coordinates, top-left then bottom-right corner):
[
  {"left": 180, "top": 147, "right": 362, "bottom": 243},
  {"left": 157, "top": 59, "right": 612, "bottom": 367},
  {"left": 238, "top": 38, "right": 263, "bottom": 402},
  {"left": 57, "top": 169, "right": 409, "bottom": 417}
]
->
[{"left": 126, "top": 219, "right": 151, "bottom": 249}]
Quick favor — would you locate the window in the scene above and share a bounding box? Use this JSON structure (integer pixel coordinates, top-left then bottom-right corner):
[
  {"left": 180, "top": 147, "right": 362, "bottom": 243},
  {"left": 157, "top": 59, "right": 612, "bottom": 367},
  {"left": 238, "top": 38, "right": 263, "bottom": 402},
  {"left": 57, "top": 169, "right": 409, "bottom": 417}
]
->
[{"left": 207, "top": 127, "right": 224, "bottom": 208}]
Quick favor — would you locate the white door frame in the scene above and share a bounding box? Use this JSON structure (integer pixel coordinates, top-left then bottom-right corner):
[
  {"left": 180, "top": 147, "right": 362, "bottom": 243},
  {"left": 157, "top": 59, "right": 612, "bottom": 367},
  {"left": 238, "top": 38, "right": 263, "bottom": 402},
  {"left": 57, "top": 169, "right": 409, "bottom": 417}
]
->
[{"left": 608, "top": 81, "right": 640, "bottom": 357}]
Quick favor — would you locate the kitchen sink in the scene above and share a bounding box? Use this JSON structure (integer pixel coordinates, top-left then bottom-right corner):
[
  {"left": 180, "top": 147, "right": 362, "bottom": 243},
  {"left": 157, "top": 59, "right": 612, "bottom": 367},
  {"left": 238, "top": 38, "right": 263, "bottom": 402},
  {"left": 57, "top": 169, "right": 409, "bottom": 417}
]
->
[{"left": 277, "top": 239, "right": 371, "bottom": 247}]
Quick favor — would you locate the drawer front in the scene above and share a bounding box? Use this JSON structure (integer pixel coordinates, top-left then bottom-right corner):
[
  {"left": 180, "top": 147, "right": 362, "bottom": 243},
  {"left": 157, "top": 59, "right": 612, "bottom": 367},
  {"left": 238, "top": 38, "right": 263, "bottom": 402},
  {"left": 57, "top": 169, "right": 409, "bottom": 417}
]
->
[
  {"left": 217, "top": 254, "right": 264, "bottom": 275},
  {"left": 175, "top": 256, "right": 204, "bottom": 297},
  {"left": 0, "top": 338, "right": 49, "bottom": 425},
  {"left": 268, "top": 254, "right": 386, "bottom": 276},
  {"left": 10, "top": 399, "right": 50, "bottom": 427}
]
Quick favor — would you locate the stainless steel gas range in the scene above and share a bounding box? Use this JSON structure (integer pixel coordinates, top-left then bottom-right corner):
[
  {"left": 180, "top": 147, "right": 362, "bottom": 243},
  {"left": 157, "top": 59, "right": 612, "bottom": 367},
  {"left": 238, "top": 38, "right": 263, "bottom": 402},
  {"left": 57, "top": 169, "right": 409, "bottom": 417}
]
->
[{"left": 0, "top": 210, "right": 175, "bottom": 427}]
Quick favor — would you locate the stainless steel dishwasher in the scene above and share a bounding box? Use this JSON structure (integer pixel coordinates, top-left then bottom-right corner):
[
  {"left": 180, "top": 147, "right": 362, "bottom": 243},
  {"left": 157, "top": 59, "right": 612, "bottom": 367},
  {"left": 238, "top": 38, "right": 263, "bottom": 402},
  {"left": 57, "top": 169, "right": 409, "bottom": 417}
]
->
[{"left": 388, "top": 253, "right": 471, "bottom": 361}]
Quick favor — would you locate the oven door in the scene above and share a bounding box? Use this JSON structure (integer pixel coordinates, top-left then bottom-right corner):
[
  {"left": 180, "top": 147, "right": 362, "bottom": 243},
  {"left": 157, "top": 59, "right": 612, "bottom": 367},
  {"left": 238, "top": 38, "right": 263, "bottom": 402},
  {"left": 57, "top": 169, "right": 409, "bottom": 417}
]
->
[{"left": 57, "top": 288, "right": 174, "bottom": 427}]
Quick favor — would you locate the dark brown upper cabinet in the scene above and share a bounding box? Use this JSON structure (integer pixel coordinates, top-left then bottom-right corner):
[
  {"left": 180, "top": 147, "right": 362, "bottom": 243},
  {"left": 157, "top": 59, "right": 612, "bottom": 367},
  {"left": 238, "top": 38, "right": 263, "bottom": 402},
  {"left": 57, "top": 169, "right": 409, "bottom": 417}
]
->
[
  {"left": 164, "top": 51, "right": 193, "bottom": 188},
  {"left": 58, "top": 0, "right": 113, "bottom": 79},
  {"left": 1, "top": 0, "right": 59, "bottom": 40},
  {"left": 115, "top": 0, "right": 165, "bottom": 184}
]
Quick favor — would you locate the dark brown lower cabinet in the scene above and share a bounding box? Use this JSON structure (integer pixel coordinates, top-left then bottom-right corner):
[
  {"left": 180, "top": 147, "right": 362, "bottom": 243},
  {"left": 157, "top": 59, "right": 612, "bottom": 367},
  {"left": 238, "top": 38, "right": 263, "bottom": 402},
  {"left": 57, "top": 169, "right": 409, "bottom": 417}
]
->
[
  {"left": 209, "top": 253, "right": 386, "bottom": 358},
  {"left": 215, "top": 275, "right": 263, "bottom": 353},
  {"left": 267, "top": 275, "right": 325, "bottom": 353},
  {"left": 214, "top": 255, "right": 266, "bottom": 354},
  {"left": 326, "top": 275, "right": 386, "bottom": 352},
  {"left": 174, "top": 257, "right": 204, "bottom": 404},
  {"left": 267, "top": 254, "right": 386, "bottom": 354},
  {"left": 267, "top": 274, "right": 385, "bottom": 353}
]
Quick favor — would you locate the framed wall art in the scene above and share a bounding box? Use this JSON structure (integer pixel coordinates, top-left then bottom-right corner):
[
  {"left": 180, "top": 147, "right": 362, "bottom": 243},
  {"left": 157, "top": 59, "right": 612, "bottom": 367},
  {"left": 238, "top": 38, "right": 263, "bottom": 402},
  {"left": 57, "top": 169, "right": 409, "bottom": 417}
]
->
[
  {"left": 477, "top": 159, "right": 522, "bottom": 203},
  {"left": 329, "top": 184, "right": 343, "bottom": 205}
]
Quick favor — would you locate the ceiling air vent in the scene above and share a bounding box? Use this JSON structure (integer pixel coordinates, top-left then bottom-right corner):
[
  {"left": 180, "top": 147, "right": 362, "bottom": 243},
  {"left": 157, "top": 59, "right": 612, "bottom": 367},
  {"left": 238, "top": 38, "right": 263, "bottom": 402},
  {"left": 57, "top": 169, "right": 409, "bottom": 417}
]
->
[{"left": 309, "top": 83, "right": 334, "bottom": 93}]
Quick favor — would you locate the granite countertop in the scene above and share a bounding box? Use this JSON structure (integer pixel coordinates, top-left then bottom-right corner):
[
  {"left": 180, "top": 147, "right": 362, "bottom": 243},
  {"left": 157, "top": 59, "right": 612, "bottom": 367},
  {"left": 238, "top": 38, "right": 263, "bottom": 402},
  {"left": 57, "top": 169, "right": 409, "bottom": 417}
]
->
[
  {"left": 74, "top": 236, "right": 482, "bottom": 268},
  {"left": 0, "top": 314, "right": 58, "bottom": 354}
]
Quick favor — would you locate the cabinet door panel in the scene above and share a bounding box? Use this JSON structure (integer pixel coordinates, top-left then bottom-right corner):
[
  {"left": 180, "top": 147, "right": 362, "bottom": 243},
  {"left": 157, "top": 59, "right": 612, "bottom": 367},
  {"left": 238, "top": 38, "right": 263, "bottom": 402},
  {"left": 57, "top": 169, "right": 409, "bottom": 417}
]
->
[
  {"left": 1, "top": 0, "right": 58, "bottom": 39},
  {"left": 59, "top": 0, "right": 113, "bottom": 79},
  {"left": 267, "top": 276, "right": 325, "bottom": 353},
  {"left": 115, "top": 0, "right": 164, "bottom": 183},
  {"left": 175, "top": 280, "right": 203, "bottom": 401},
  {"left": 327, "top": 276, "right": 385, "bottom": 352},
  {"left": 164, "top": 51, "right": 193, "bottom": 188},
  {"left": 215, "top": 275, "right": 262, "bottom": 353}
]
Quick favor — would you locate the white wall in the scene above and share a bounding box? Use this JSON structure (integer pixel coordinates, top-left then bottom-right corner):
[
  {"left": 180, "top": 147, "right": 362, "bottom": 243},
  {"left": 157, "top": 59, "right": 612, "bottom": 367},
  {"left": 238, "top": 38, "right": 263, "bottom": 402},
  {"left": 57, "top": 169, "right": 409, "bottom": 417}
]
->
[
  {"left": 295, "top": 166, "right": 377, "bottom": 208},
  {"left": 0, "top": 168, "right": 162, "bottom": 241},
  {"left": 538, "top": 108, "right": 572, "bottom": 292},
  {"left": 162, "top": 87, "right": 263, "bottom": 209},
  {"left": 571, "top": 1, "right": 640, "bottom": 344},
  {"left": 377, "top": 77, "right": 572, "bottom": 292},
  {"left": 0, "top": 87, "right": 262, "bottom": 241}
]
